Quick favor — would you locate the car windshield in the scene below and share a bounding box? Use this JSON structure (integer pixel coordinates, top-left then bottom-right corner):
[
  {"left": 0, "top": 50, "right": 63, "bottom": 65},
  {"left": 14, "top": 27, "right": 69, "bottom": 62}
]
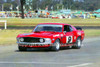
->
[{"left": 33, "top": 24, "right": 62, "bottom": 32}]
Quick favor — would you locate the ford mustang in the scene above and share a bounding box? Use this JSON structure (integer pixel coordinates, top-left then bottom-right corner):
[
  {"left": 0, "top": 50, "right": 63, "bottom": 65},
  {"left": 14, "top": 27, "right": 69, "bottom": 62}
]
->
[{"left": 17, "top": 23, "right": 84, "bottom": 51}]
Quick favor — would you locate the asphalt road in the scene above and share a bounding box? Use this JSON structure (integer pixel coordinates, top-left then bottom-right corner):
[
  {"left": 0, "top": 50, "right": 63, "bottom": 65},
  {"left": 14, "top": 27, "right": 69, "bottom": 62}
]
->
[{"left": 0, "top": 37, "right": 100, "bottom": 67}]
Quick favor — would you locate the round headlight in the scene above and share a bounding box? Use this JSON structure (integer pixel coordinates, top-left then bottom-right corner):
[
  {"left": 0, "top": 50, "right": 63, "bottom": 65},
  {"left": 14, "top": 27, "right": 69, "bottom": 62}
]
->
[
  {"left": 39, "top": 38, "right": 44, "bottom": 42},
  {"left": 45, "top": 38, "right": 51, "bottom": 43},
  {"left": 19, "top": 38, "right": 24, "bottom": 42}
]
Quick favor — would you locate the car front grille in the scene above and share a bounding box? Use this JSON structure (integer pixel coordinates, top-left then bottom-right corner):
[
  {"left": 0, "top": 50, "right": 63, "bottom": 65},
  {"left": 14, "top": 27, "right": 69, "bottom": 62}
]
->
[{"left": 23, "top": 37, "right": 44, "bottom": 43}]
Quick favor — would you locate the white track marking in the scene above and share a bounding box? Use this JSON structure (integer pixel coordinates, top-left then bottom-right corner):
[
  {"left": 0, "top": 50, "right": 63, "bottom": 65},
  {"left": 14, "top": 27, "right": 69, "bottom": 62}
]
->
[
  {"left": 0, "top": 62, "right": 93, "bottom": 67},
  {"left": 0, "top": 62, "right": 77, "bottom": 64},
  {"left": 67, "top": 63, "right": 92, "bottom": 67}
]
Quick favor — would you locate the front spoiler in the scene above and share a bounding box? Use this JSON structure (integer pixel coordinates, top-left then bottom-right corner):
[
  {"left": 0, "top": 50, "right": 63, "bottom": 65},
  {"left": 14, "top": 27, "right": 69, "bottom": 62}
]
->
[
  {"left": 17, "top": 42, "right": 52, "bottom": 45},
  {"left": 17, "top": 42, "right": 53, "bottom": 48}
]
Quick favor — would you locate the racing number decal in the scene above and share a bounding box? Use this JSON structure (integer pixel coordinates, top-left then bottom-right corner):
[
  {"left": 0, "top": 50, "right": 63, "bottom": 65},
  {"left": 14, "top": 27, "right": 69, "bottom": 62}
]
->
[
  {"left": 66, "top": 36, "right": 73, "bottom": 43},
  {"left": 68, "top": 37, "right": 71, "bottom": 43}
]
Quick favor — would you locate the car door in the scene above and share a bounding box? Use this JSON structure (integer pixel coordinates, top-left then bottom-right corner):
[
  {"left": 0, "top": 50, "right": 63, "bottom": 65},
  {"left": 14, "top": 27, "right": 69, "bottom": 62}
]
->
[{"left": 62, "top": 25, "right": 74, "bottom": 44}]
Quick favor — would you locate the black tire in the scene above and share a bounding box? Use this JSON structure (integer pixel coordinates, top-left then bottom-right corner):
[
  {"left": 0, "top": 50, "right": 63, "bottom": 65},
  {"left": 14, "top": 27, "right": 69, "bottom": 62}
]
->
[
  {"left": 52, "top": 39, "right": 60, "bottom": 51},
  {"left": 72, "top": 37, "right": 82, "bottom": 49},
  {"left": 18, "top": 46, "right": 27, "bottom": 51}
]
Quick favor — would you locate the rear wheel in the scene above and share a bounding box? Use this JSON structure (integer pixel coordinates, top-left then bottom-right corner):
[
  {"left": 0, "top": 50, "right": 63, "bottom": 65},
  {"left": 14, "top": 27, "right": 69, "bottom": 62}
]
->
[
  {"left": 52, "top": 39, "right": 60, "bottom": 51},
  {"left": 18, "top": 46, "right": 27, "bottom": 51},
  {"left": 72, "top": 37, "right": 82, "bottom": 49}
]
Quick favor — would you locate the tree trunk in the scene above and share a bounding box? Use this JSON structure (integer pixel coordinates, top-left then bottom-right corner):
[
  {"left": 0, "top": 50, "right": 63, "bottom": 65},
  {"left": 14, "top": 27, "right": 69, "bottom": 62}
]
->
[{"left": 20, "top": 0, "right": 24, "bottom": 19}]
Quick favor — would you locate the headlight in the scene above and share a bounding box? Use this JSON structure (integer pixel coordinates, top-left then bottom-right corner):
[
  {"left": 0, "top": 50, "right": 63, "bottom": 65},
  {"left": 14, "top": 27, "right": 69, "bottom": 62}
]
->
[
  {"left": 18, "top": 38, "right": 24, "bottom": 42},
  {"left": 20, "top": 38, "right": 24, "bottom": 42},
  {"left": 45, "top": 38, "right": 51, "bottom": 43},
  {"left": 39, "top": 38, "right": 44, "bottom": 43}
]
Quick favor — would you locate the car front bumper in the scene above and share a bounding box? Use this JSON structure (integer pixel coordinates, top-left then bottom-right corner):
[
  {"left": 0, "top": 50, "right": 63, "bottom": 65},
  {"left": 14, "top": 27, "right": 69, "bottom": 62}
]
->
[{"left": 17, "top": 42, "right": 53, "bottom": 48}]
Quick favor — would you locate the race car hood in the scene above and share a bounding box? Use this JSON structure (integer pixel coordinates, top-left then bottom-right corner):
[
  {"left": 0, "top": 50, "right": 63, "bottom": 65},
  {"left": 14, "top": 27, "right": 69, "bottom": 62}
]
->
[{"left": 17, "top": 31, "right": 61, "bottom": 38}]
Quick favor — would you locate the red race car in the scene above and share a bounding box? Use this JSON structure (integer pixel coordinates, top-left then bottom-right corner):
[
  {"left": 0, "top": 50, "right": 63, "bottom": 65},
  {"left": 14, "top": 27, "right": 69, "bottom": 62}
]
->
[{"left": 17, "top": 23, "right": 84, "bottom": 51}]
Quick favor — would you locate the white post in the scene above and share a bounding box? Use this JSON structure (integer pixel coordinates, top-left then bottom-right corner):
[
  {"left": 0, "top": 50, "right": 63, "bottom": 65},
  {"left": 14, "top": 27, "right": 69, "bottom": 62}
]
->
[
  {"left": 84, "top": 14, "right": 86, "bottom": 19},
  {"left": 16, "top": 6, "right": 19, "bottom": 16},
  {"left": 0, "top": 20, "right": 7, "bottom": 29},
  {"left": 5, "top": 21, "right": 7, "bottom": 29}
]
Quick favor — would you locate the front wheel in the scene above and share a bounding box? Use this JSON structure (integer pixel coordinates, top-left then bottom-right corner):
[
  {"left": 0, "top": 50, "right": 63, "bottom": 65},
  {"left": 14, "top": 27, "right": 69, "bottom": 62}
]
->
[
  {"left": 72, "top": 37, "right": 82, "bottom": 49},
  {"left": 52, "top": 39, "right": 60, "bottom": 51}
]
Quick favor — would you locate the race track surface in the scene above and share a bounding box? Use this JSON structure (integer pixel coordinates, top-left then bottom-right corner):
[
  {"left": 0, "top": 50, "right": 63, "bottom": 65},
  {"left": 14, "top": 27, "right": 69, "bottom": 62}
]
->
[{"left": 0, "top": 37, "right": 100, "bottom": 67}]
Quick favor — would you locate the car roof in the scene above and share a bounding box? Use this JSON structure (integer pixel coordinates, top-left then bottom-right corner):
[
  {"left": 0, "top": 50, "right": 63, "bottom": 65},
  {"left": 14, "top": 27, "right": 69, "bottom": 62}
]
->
[{"left": 39, "top": 23, "right": 70, "bottom": 26}]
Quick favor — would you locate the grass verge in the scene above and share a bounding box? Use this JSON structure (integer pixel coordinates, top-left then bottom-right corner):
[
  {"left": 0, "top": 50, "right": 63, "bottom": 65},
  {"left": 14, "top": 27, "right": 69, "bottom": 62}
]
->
[
  {"left": 0, "top": 18, "right": 100, "bottom": 26},
  {"left": 0, "top": 29, "right": 31, "bottom": 45},
  {"left": 0, "top": 29, "right": 100, "bottom": 45}
]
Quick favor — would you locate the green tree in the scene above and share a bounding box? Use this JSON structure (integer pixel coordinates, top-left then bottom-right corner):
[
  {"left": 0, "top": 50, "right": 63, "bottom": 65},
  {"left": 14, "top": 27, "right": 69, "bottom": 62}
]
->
[
  {"left": 3, "top": 3, "right": 11, "bottom": 11},
  {"left": 7, "top": 0, "right": 12, "bottom": 3},
  {"left": 20, "top": 0, "right": 100, "bottom": 11},
  {"left": 84, "top": 0, "right": 100, "bottom": 11},
  {"left": 32, "top": 0, "right": 39, "bottom": 10},
  {"left": 63, "top": 0, "right": 74, "bottom": 9},
  {"left": 0, "top": 0, "right": 4, "bottom": 4},
  {"left": 11, "top": 1, "right": 17, "bottom": 10}
]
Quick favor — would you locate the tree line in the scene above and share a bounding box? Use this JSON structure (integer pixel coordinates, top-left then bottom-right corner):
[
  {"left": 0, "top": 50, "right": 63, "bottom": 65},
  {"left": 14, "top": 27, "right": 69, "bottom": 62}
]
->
[{"left": 0, "top": 0, "right": 100, "bottom": 11}]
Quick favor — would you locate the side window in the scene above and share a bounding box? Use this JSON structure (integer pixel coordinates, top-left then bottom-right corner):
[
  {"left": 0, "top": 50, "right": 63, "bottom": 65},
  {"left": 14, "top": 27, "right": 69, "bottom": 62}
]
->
[
  {"left": 69, "top": 26, "right": 73, "bottom": 32},
  {"left": 64, "top": 25, "right": 68, "bottom": 32},
  {"left": 64, "top": 25, "right": 73, "bottom": 32}
]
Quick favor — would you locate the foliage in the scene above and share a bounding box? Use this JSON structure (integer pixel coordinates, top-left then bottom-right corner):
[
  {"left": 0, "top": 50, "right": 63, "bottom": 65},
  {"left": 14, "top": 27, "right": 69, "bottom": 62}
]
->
[
  {"left": 30, "top": 0, "right": 100, "bottom": 11},
  {"left": 1, "top": 1, "right": 17, "bottom": 11},
  {"left": 0, "top": 0, "right": 100, "bottom": 11},
  {"left": 3, "top": 3, "right": 12, "bottom": 11},
  {"left": 84, "top": 0, "right": 100, "bottom": 11}
]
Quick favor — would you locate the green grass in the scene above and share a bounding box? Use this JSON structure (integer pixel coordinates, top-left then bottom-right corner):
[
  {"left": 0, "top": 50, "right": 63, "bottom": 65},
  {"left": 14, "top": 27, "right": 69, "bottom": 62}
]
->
[
  {"left": 0, "top": 29, "right": 100, "bottom": 45},
  {"left": 0, "top": 29, "right": 31, "bottom": 45},
  {"left": 0, "top": 18, "right": 100, "bottom": 26},
  {"left": 84, "top": 29, "right": 100, "bottom": 37}
]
